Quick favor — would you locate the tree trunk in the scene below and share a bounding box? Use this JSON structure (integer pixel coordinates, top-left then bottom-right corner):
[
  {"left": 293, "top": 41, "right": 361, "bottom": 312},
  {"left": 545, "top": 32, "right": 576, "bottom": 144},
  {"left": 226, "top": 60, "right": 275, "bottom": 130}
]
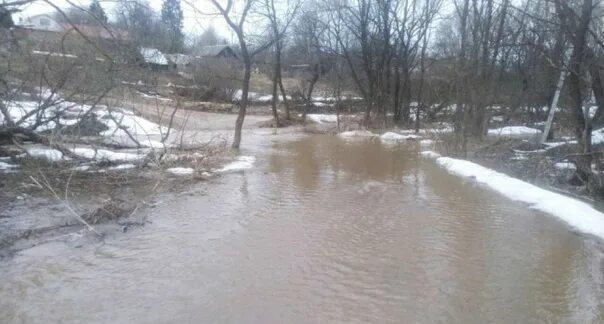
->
[
  {"left": 233, "top": 59, "right": 251, "bottom": 149},
  {"left": 541, "top": 67, "right": 567, "bottom": 143},
  {"left": 304, "top": 64, "right": 320, "bottom": 119},
  {"left": 271, "top": 59, "right": 280, "bottom": 127},
  {"left": 563, "top": 0, "right": 593, "bottom": 185},
  {"left": 455, "top": 0, "right": 470, "bottom": 137},
  {"left": 270, "top": 29, "right": 284, "bottom": 126},
  {"left": 278, "top": 76, "right": 290, "bottom": 120}
]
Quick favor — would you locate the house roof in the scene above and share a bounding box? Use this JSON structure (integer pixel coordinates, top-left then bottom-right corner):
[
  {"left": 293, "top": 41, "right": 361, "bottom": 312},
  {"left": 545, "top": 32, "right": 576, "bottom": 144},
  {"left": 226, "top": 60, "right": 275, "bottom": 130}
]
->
[
  {"left": 195, "top": 45, "right": 236, "bottom": 57},
  {"left": 20, "top": 14, "right": 129, "bottom": 40},
  {"left": 165, "top": 53, "right": 192, "bottom": 65},
  {"left": 140, "top": 47, "right": 169, "bottom": 65}
]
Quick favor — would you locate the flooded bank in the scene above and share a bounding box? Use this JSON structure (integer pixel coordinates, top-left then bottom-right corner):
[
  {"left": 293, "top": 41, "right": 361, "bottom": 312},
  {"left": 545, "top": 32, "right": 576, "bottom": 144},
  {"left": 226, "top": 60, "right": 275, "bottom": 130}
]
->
[{"left": 1, "top": 134, "right": 603, "bottom": 323}]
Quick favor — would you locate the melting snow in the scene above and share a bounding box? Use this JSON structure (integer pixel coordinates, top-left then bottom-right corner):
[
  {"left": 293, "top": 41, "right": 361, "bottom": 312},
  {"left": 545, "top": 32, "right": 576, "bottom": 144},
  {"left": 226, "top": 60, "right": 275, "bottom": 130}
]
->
[
  {"left": 488, "top": 126, "right": 541, "bottom": 137},
  {"left": 592, "top": 128, "right": 604, "bottom": 144},
  {"left": 166, "top": 167, "right": 195, "bottom": 175},
  {"left": 25, "top": 146, "right": 64, "bottom": 161},
  {"left": 420, "top": 139, "right": 435, "bottom": 146},
  {"left": 0, "top": 161, "right": 19, "bottom": 171},
  {"left": 138, "top": 91, "right": 172, "bottom": 102},
  {"left": 307, "top": 114, "right": 338, "bottom": 124},
  {"left": 427, "top": 155, "right": 604, "bottom": 240},
  {"left": 554, "top": 162, "right": 576, "bottom": 170},
  {"left": 71, "top": 147, "right": 144, "bottom": 162},
  {"left": 108, "top": 164, "right": 137, "bottom": 171},
  {"left": 338, "top": 130, "right": 377, "bottom": 138},
  {"left": 217, "top": 156, "right": 256, "bottom": 173},
  {"left": 380, "top": 132, "right": 421, "bottom": 141},
  {"left": 420, "top": 151, "right": 441, "bottom": 159}
]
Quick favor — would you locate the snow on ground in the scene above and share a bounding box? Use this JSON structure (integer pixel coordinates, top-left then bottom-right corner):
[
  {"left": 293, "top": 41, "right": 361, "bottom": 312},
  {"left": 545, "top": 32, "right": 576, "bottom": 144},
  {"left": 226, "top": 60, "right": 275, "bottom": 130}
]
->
[
  {"left": 71, "top": 165, "right": 91, "bottom": 171},
  {"left": 338, "top": 130, "right": 377, "bottom": 138},
  {"left": 137, "top": 91, "right": 173, "bottom": 102},
  {"left": 420, "top": 151, "right": 441, "bottom": 158},
  {"left": 32, "top": 50, "right": 78, "bottom": 59},
  {"left": 544, "top": 141, "right": 574, "bottom": 148},
  {"left": 311, "top": 95, "right": 363, "bottom": 102},
  {"left": 167, "top": 167, "right": 194, "bottom": 175},
  {"left": 70, "top": 147, "right": 144, "bottom": 162},
  {"left": 380, "top": 132, "right": 407, "bottom": 141},
  {"left": 380, "top": 132, "right": 421, "bottom": 141},
  {"left": 0, "top": 161, "right": 19, "bottom": 171},
  {"left": 312, "top": 102, "right": 333, "bottom": 107},
  {"left": 592, "top": 128, "right": 604, "bottom": 145},
  {"left": 420, "top": 139, "right": 435, "bottom": 146},
  {"left": 108, "top": 164, "right": 137, "bottom": 171},
  {"left": 554, "top": 162, "right": 577, "bottom": 170},
  {"left": 488, "top": 126, "right": 541, "bottom": 138},
  {"left": 400, "top": 126, "right": 453, "bottom": 135},
  {"left": 25, "top": 145, "right": 64, "bottom": 162},
  {"left": 1, "top": 100, "right": 84, "bottom": 132},
  {"left": 98, "top": 108, "right": 168, "bottom": 148},
  {"left": 1, "top": 95, "right": 169, "bottom": 149},
  {"left": 307, "top": 114, "right": 339, "bottom": 124},
  {"left": 166, "top": 167, "right": 195, "bottom": 175},
  {"left": 217, "top": 156, "right": 256, "bottom": 173},
  {"left": 426, "top": 154, "right": 604, "bottom": 240},
  {"left": 232, "top": 90, "right": 273, "bottom": 103}
]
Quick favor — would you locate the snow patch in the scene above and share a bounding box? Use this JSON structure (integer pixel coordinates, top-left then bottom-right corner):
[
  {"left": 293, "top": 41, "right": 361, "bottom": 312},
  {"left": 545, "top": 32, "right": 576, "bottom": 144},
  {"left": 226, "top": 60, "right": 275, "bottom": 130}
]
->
[
  {"left": 138, "top": 91, "right": 172, "bottom": 102},
  {"left": 435, "top": 156, "right": 604, "bottom": 240},
  {"left": 71, "top": 165, "right": 91, "bottom": 171},
  {"left": 380, "top": 132, "right": 421, "bottom": 141},
  {"left": 0, "top": 161, "right": 19, "bottom": 171},
  {"left": 420, "top": 151, "right": 441, "bottom": 159},
  {"left": 166, "top": 167, "right": 195, "bottom": 175},
  {"left": 32, "top": 50, "right": 78, "bottom": 59},
  {"left": 338, "top": 130, "right": 377, "bottom": 138},
  {"left": 554, "top": 162, "right": 576, "bottom": 170},
  {"left": 544, "top": 141, "right": 574, "bottom": 149},
  {"left": 400, "top": 127, "right": 453, "bottom": 135},
  {"left": 25, "top": 146, "right": 64, "bottom": 162},
  {"left": 71, "top": 147, "right": 143, "bottom": 162},
  {"left": 592, "top": 128, "right": 604, "bottom": 145},
  {"left": 108, "top": 163, "right": 137, "bottom": 171},
  {"left": 217, "top": 156, "right": 256, "bottom": 173},
  {"left": 488, "top": 126, "right": 541, "bottom": 138},
  {"left": 420, "top": 139, "right": 435, "bottom": 146},
  {"left": 307, "top": 114, "right": 338, "bottom": 124}
]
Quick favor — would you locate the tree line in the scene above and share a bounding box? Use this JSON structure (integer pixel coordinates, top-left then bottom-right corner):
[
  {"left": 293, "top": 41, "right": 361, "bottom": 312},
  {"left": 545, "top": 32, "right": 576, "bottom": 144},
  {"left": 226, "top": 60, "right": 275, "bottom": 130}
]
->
[
  {"left": 202, "top": 0, "right": 604, "bottom": 193},
  {"left": 3, "top": 0, "right": 604, "bottom": 193}
]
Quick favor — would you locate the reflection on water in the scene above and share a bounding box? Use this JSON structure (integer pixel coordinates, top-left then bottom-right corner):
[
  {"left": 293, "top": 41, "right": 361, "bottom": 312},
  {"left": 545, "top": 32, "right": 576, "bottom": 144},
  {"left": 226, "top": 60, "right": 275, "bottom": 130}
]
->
[{"left": 1, "top": 134, "right": 603, "bottom": 323}]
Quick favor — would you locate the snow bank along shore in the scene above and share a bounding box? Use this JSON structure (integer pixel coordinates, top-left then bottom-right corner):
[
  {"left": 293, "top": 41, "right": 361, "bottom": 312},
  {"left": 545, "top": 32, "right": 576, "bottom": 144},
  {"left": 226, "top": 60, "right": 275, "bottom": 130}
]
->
[{"left": 421, "top": 150, "right": 604, "bottom": 240}]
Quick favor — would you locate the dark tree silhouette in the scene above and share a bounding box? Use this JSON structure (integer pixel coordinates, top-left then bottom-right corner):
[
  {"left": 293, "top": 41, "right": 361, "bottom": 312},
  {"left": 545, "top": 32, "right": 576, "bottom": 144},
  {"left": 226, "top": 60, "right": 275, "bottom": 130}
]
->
[
  {"left": 89, "top": 0, "right": 108, "bottom": 25},
  {"left": 161, "top": 0, "right": 184, "bottom": 53}
]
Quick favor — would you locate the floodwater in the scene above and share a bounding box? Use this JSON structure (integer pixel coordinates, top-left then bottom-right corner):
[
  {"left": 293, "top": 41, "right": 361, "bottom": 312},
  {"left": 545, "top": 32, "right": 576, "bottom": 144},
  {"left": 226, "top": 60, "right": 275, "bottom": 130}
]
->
[{"left": 1, "top": 133, "right": 604, "bottom": 323}]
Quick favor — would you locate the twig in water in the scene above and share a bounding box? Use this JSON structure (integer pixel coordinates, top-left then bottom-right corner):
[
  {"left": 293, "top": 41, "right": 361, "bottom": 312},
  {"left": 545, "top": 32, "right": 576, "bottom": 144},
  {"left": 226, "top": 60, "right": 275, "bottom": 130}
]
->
[{"left": 29, "top": 174, "right": 102, "bottom": 236}]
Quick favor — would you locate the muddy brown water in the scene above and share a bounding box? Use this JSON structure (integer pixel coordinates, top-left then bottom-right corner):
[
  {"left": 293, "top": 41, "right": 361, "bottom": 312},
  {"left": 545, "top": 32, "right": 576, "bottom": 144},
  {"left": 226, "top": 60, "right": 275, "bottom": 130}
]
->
[{"left": 1, "top": 133, "right": 603, "bottom": 323}]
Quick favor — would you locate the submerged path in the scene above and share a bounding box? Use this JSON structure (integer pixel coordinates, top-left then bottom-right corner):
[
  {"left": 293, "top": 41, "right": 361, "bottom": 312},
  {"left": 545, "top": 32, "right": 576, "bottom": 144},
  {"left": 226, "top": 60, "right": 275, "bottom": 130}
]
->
[{"left": 1, "top": 133, "right": 603, "bottom": 323}]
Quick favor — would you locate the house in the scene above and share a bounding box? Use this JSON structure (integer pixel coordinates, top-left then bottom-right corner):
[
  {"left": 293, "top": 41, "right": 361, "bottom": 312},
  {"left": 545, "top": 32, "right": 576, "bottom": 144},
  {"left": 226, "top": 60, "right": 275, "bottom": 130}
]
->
[
  {"left": 21, "top": 14, "right": 62, "bottom": 32},
  {"left": 20, "top": 14, "right": 129, "bottom": 40},
  {"left": 195, "top": 45, "right": 238, "bottom": 59},
  {"left": 165, "top": 53, "right": 192, "bottom": 68},
  {"left": 17, "top": 13, "right": 131, "bottom": 59},
  {"left": 139, "top": 47, "right": 170, "bottom": 70}
]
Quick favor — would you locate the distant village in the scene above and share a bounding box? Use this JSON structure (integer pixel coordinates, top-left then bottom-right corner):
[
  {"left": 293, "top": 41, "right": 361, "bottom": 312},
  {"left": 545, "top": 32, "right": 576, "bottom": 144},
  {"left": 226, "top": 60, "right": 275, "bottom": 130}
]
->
[{"left": 16, "top": 13, "right": 240, "bottom": 71}]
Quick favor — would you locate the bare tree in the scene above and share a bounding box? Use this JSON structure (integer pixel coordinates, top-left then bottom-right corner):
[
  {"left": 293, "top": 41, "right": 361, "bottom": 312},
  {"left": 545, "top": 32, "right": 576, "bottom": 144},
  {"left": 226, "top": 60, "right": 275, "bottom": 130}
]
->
[
  {"left": 260, "top": 0, "right": 300, "bottom": 125},
  {"left": 205, "top": 0, "right": 282, "bottom": 148}
]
